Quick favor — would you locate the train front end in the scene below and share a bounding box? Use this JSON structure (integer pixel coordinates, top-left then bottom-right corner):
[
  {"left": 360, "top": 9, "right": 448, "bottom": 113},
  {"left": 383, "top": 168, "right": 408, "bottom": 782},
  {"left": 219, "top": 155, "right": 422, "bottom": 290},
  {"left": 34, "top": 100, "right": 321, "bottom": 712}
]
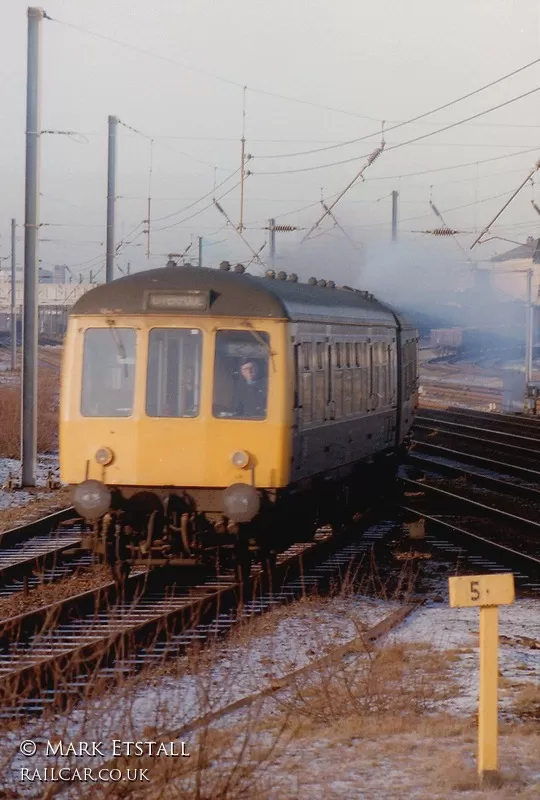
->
[{"left": 59, "top": 275, "right": 292, "bottom": 573}]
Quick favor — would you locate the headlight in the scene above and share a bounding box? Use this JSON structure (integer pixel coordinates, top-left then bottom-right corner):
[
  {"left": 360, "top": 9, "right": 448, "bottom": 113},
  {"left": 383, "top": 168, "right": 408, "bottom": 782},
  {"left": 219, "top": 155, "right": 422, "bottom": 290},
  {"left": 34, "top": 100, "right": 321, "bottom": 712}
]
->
[
  {"left": 222, "top": 483, "right": 260, "bottom": 523},
  {"left": 72, "top": 480, "right": 111, "bottom": 519},
  {"left": 95, "top": 447, "right": 114, "bottom": 466},
  {"left": 231, "top": 450, "right": 250, "bottom": 469}
]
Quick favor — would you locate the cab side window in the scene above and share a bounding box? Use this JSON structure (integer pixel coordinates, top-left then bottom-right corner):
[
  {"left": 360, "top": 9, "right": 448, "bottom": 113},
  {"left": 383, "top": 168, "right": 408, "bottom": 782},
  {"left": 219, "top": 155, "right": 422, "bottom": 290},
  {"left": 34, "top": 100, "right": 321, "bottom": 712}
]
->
[{"left": 213, "top": 330, "right": 269, "bottom": 419}]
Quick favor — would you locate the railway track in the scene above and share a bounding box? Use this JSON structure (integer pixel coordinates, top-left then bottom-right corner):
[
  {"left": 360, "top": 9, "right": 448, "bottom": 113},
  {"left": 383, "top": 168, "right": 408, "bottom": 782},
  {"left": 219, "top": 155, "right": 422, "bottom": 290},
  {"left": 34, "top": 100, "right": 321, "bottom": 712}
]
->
[
  {"left": 0, "top": 517, "right": 404, "bottom": 718},
  {"left": 0, "top": 509, "right": 87, "bottom": 593},
  {"left": 413, "top": 412, "right": 540, "bottom": 470},
  {"left": 398, "top": 472, "right": 540, "bottom": 592},
  {"left": 420, "top": 406, "right": 540, "bottom": 436},
  {"left": 2, "top": 407, "right": 539, "bottom": 721},
  {"left": 418, "top": 386, "right": 502, "bottom": 412}
]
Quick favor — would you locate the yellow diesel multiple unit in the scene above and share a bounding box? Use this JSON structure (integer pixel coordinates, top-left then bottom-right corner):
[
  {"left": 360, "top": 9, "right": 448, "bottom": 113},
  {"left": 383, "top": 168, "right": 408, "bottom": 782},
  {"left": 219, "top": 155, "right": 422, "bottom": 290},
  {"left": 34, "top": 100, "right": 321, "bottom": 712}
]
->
[{"left": 60, "top": 264, "right": 417, "bottom": 574}]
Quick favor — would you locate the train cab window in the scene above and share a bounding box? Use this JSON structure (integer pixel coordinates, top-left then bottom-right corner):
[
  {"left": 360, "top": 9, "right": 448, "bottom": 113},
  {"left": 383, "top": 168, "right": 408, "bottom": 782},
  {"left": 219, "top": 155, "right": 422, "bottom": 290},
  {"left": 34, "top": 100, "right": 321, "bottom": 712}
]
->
[
  {"left": 213, "top": 330, "right": 269, "bottom": 420},
  {"left": 146, "top": 329, "right": 202, "bottom": 417},
  {"left": 81, "top": 328, "right": 136, "bottom": 417}
]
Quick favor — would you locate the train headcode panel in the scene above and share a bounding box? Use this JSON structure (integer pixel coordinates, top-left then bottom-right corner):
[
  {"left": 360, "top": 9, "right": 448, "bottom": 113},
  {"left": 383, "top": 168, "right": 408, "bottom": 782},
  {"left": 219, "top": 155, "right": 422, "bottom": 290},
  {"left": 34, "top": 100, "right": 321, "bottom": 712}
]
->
[{"left": 448, "top": 573, "right": 515, "bottom": 788}]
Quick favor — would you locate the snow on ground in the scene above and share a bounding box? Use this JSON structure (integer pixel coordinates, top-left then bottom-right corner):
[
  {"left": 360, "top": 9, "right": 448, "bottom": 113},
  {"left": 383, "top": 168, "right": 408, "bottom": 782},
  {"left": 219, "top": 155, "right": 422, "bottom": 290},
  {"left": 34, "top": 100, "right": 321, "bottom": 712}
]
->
[
  {"left": 2, "top": 593, "right": 538, "bottom": 798},
  {"left": 389, "top": 599, "right": 539, "bottom": 718},
  {"left": 0, "top": 454, "right": 68, "bottom": 531},
  {"left": 0, "top": 454, "right": 60, "bottom": 510}
]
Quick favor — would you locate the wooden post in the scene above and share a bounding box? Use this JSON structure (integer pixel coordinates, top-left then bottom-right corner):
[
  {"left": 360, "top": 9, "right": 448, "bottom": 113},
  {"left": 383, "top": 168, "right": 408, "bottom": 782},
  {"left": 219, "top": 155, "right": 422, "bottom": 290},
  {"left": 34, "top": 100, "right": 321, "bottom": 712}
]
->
[{"left": 449, "top": 572, "right": 515, "bottom": 787}]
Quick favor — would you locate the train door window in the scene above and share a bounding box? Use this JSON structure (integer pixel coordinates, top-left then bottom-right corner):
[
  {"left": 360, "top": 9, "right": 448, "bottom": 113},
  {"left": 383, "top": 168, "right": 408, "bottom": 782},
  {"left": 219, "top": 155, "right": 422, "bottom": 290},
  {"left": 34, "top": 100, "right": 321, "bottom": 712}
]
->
[
  {"left": 313, "top": 342, "right": 325, "bottom": 423},
  {"left": 335, "top": 342, "right": 342, "bottom": 368},
  {"left": 332, "top": 341, "right": 343, "bottom": 418},
  {"left": 387, "top": 344, "right": 395, "bottom": 404},
  {"left": 362, "top": 343, "right": 369, "bottom": 411},
  {"left": 352, "top": 341, "right": 361, "bottom": 413},
  {"left": 345, "top": 342, "right": 351, "bottom": 369},
  {"left": 212, "top": 330, "right": 269, "bottom": 419},
  {"left": 355, "top": 342, "right": 361, "bottom": 368},
  {"left": 301, "top": 342, "right": 313, "bottom": 424},
  {"left": 343, "top": 341, "right": 353, "bottom": 416},
  {"left": 380, "top": 342, "right": 388, "bottom": 406},
  {"left": 316, "top": 342, "right": 324, "bottom": 371},
  {"left": 81, "top": 328, "right": 136, "bottom": 417},
  {"left": 368, "top": 343, "right": 374, "bottom": 409},
  {"left": 146, "top": 328, "right": 202, "bottom": 417}
]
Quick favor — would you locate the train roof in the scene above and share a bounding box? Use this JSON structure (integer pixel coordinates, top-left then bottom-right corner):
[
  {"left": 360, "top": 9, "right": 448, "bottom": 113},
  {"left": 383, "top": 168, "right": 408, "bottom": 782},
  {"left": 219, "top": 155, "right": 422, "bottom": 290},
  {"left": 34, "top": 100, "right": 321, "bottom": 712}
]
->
[{"left": 70, "top": 266, "right": 411, "bottom": 327}]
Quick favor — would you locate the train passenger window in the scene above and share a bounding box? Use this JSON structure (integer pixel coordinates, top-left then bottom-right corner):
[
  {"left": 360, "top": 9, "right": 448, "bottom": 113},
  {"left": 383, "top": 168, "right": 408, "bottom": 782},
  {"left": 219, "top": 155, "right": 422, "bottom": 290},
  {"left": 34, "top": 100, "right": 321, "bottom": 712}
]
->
[
  {"left": 146, "top": 329, "right": 202, "bottom": 417},
  {"left": 81, "top": 328, "right": 136, "bottom": 417},
  {"left": 213, "top": 330, "right": 269, "bottom": 420}
]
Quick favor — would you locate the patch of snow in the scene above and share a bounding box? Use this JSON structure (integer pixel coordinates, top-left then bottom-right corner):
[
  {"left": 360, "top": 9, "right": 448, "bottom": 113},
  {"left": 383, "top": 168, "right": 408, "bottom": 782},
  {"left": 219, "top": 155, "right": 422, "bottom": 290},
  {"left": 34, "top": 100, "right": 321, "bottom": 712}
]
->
[{"left": 0, "top": 453, "right": 59, "bottom": 509}]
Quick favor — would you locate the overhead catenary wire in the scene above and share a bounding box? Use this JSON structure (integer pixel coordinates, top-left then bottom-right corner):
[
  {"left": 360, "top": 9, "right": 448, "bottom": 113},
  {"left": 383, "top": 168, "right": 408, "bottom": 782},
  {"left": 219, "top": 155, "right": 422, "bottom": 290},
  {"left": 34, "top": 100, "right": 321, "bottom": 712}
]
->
[
  {"left": 254, "top": 87, "right": 540, "bottom": 176},
  {"left": 253, "top": 57, "right": 540, "bottom": 160},
  {"left": 151, "top": 168, "right": 241, "bottom": 224},
  {"left": 213, "top": 197, "right": 266, "bottom": 267},
  {"left": 428, "top": 197, "right": 476, "bottom": 264},
  {"left": 319, "top": 194, "right": 361, "bottom": 251},
  {"left": 471, "top": 160, "right": 540, "bottom": 248},
  {"left": 300, "top": 92, "right": 540, "bottom": 241},
  {"left": 302, "top": 138, "right": 386, "bottom": 241},
  {"left": 46, "top": 15, "right": 380, "bottom": 122},
  {"left": 152, "top": 178, "right": 244, "bottom": 232}
]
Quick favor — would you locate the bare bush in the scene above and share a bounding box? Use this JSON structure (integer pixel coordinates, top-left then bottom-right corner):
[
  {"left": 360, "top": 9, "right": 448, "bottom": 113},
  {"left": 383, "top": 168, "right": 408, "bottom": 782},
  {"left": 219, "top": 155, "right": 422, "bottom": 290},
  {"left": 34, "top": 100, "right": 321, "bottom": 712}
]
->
[{"left": 0, "top": 369, "right": 59, "bottom": 458}]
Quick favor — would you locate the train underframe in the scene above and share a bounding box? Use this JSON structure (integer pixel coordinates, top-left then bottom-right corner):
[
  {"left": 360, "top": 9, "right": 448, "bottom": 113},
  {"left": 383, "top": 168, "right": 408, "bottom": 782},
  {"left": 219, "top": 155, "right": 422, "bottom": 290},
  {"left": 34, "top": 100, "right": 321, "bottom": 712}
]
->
[{"left": 80, "top": 451, "right": 401, "bottom": 584}]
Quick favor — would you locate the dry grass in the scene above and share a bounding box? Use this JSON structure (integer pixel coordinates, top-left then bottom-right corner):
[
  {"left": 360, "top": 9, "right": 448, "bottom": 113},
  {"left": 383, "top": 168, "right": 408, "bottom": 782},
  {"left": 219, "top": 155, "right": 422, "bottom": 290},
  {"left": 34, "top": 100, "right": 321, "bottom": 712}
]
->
[
  {"left": 0, "top": 487, "right": 70, "bottom": 533},
  {"left": 0, "top": 369, "right": 59, "bottom": 458},
  {"left": 0, "top": 565, "right": 537, "bottom": 799},
  {"left": 513, "top": 682, "right": 540, "bottom": 720},
  {"left": 0, "top": 563, "right": 112, "bottom": 619}
]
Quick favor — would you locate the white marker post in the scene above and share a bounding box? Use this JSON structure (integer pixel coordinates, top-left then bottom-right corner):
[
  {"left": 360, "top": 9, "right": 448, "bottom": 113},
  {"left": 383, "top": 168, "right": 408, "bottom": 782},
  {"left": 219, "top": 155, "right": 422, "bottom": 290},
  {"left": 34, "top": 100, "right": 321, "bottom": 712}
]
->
[{"left": 448, "top": 572, "right": 515, "bottom": 787}]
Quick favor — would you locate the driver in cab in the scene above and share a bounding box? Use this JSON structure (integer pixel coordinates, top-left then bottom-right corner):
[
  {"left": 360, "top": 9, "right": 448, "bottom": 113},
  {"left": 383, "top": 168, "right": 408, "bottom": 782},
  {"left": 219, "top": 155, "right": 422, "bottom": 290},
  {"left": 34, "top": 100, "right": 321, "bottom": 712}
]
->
[{"left": 233, "top": 360, "right": 267, "bottom": 418}]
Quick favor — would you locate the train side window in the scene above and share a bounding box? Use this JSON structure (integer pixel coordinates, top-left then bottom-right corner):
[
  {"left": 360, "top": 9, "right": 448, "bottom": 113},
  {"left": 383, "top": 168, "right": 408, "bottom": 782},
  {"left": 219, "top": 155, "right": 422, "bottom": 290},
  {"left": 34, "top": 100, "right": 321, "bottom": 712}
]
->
[
  {"left": 213, "top": 329, "right": 269, "bottom": 419},
  {"left": 146, "top": 328, "right": 202, "bottom": 417},
  {"left": 81, "top": 328, "right": 136, "bottom": 417}
]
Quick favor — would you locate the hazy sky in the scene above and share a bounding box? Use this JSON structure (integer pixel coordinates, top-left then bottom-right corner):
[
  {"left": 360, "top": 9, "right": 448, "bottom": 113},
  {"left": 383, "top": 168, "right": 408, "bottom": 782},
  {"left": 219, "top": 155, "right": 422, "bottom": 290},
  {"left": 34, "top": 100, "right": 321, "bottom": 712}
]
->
[{"left": 1, "top": 0, "right": 540, "bottom": 286}]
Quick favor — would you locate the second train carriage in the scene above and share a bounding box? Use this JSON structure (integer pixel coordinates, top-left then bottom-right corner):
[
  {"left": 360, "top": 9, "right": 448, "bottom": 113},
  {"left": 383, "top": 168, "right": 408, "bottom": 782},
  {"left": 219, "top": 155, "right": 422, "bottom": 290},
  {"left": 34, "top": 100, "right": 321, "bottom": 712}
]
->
[{"left": 59, "top": 265, "right": 418, "bottom": 576}]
